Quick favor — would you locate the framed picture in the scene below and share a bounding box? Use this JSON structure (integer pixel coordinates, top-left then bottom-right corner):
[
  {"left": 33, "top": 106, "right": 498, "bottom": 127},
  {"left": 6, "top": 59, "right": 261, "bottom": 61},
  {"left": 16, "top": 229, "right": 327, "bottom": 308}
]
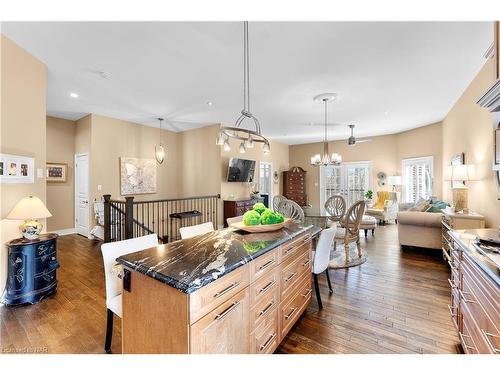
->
[
  {"left": 46, "top": 162, "right": 68, "bottom": 182},
  {"left": 0, "top": 154, "right": 34, "bottom": 184},
  {"left": 120, "top": 157, "right": 157, "bottom": 195},
  {"left": 451, "top": 153, "right": 465, "bottom": 188}
]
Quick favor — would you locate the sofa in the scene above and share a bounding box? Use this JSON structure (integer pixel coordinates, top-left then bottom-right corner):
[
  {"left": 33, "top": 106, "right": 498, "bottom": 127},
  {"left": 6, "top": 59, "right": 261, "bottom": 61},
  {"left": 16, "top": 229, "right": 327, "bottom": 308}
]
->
[
  {"left": 397, "top": 203, "right": 443, "bottom": 250},
  {"left": 366, "top": 191, "right": 398, "bottom": 225}
]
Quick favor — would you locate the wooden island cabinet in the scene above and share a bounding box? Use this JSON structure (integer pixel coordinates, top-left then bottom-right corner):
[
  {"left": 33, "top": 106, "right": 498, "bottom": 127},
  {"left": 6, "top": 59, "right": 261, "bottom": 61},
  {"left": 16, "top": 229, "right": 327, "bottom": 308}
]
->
[{"left": 118, "top": 224, "right": 314, "bottom": 354}]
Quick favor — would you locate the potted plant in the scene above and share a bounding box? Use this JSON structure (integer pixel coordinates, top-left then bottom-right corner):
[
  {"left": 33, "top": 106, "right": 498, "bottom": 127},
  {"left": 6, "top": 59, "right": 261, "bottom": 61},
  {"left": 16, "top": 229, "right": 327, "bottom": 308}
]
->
[{"left": 364, "top": 190, "right": 373, "bottom": 206}]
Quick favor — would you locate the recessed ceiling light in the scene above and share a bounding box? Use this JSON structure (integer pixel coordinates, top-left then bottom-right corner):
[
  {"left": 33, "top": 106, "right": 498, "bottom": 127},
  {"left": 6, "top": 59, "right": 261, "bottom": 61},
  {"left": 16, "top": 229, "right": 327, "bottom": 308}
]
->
[
  {"left": 70, "top": 92, "right": 79, "bottom": 98},
  {"left": 206, "top": 101, "right": 213, "bottom": 106}
]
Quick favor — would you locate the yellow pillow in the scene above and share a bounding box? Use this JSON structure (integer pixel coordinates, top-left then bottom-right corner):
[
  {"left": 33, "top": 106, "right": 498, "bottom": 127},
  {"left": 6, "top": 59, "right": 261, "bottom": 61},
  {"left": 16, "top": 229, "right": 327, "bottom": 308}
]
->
[{"left": 373, "top": 191, "right": 389, "bottom": 209}]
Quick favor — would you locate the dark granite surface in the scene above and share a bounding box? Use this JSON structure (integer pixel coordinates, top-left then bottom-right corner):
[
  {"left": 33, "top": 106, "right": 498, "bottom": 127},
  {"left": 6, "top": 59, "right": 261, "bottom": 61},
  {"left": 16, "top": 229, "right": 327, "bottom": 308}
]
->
[
  {"left": 449, "top": 229, "right": 500, "bottom": 287},
  {"left": 117, "top": 223, "right": 320, "bottom": 294}
]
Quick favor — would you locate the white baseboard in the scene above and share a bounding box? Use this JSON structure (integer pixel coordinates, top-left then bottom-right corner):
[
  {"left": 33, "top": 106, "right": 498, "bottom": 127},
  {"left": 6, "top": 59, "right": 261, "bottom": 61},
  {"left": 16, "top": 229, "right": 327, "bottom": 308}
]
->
[{"left": 53, "top": 228, "right": 77, "bottom": 236}]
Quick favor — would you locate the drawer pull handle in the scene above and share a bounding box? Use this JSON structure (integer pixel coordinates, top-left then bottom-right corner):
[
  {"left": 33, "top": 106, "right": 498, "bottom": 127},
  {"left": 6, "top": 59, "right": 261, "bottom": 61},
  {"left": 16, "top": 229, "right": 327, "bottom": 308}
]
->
[
  {"left": 285, "top": 307, "right": 298, "bottom": 321},
  {"left": 302, "top": 259, "right": 311, "bottom": 268},
  {"left": 447, "top": 260, "right": 457, "bottom": 270},
  {"left": 285, "top": 272, "right": 297, "bottom": 283},
  {"left": 214, "top": 282, "right": 240, "bottom": 298},
  {"left": 481, "top": 329, "right": 500, "bottom": 353},
  {"left": 259, "top": 280, "right": 276, "bottom": 294},
  {"left": 259, "top": 333, "right": 277, "bottom": 352},
  {"left": 301, "top": 288, "right": 312, "bottom": 298},
  {"left": 447, "top": 279, "right": 457, "bottom": 289},
  {"left": 259, "top": 259, "right": 275, "bottom": 271},
  {"left": 215, "top": 301, "right": 240, "bottom": 321},
  {"left": 458, "top": 332, "right": 476, "bottom": 352},
  {"left": 459, "top": 290, "right": 476, "bottom": 304},
  {"left": 447, "top": 304, "right": 457, "bottom": 317},
  {"left": 259, "top": 301, "right": 275, "bottom": 316}
]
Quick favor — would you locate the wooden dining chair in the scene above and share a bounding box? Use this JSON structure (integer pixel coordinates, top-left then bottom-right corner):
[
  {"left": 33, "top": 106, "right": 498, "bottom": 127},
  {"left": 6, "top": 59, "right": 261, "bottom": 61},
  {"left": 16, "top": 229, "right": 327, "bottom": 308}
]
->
[
  {"left": 277, "top": 199, "right": 305, "bottom": 224},
  {"left": 312, "top": 224, "right": 337, "bottom": 309},
  {"left": 333, "top": 200, "right": 366, "bottom": 261},
  {"left": 179, "top": 221, "right": 214, "bottom": 239},
  {"left": 100, "top": 234, "right": 159, "bottom": 353},
  {"left": 324, "top": 195, "right": 347, "bottom": 224}
]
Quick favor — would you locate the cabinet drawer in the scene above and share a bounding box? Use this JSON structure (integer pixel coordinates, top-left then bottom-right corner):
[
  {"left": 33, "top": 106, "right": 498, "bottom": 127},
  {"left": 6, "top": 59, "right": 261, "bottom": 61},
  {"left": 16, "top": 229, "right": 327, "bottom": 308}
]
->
[
  {"left": 251, "top": 308, "right": 279, "bottom": 354},
  {"left": 235, "top": 200, "right": 248, "bottom": 207},
  {"left": 190, "top": 288, "right": 250, "bottom": 354},
  {"left": 279, "top": 232, "right": 311, "bottom": 264},
  {"left": 460, "top": 307, "right": 479, "bottom": 354},
  {"left": 279, "top": 274, "right": 312, "bottom": 338},
  {"left": 280, "top": 250, "right": 311, "bottom": 302},
  {"left": 250, "top": 249, "right": 279, "bottom": 282},
  {"left": 34, "top": 254, "right": 58, "bottom": 275},
  {"left": 190, "top": 264, "right": 249, "bottom": 323},
  {"left": 250, "top": 287, "right": 279, "bottom": 332},
  {"left": 235, "top": 207, "right": 246, "bottom": 216},
  {"left": 33, "top": 270, "right": 57, "bottom": 291},
  {"left": 35, "top": 242, "right": 56, "bottom": 257},
  {"left": 250, "top": 266, "right": 279, "bottom": 307}
]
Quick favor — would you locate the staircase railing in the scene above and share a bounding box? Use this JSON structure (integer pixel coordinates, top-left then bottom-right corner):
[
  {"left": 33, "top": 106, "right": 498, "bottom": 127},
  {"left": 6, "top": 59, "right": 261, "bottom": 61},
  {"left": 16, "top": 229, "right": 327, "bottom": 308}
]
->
[{"left": 103, "top": 194, "right": 220, "bottom": 243}]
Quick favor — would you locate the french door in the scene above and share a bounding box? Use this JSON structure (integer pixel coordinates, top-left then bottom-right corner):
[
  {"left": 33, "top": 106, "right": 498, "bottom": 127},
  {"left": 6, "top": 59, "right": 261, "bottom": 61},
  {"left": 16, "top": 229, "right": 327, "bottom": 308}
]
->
[{"left": 320, "top": 162, "right": 371, "bottom": 211}]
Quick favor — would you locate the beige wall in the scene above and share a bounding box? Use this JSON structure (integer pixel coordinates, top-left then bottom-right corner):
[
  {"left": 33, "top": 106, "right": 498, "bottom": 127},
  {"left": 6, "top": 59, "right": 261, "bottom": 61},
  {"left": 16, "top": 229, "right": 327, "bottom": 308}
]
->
[
  {"left": 220, "top": 137, "right": 290, "bottom": 200},
  {"left": 1, "top": 35, "right": 47, "bottom": 291},
  {"left": 289, "top": 123, "right": 443, "bottom": 210},
  {"left": 75, "top": 114, "right": 91, "bottom": 154},
  {"left": 46, "top": 116, "right": 76, "bottom": 231},
  {"left": 442, "top": 59, "right": 500, "bottom": 228}
]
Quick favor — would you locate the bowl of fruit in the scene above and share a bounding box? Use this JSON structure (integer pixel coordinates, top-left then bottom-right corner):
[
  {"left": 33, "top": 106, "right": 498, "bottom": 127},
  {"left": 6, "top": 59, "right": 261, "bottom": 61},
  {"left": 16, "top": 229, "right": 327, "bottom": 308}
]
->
[{"left": 229, "top": 203, "right": 292, "bottom": 233}]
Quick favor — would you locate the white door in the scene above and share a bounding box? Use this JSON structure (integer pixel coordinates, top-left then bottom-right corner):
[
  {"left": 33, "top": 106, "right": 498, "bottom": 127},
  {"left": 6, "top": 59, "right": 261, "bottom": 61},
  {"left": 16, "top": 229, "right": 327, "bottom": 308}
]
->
[
  {"left": 320, "top": 162, "right": 371, "bottom": 211},
  {"left": 259, "top": 161, "right": 273, "bottom": 207},
  {"left": 75, "top": 153, "right": 90, "bottom": 237}
]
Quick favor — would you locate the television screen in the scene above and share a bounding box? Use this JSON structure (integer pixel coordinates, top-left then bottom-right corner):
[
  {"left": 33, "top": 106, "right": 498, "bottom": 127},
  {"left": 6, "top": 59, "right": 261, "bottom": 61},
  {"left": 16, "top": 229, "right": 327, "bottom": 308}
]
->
[{"left": 227, "top": 158, "right": 256, "bottom": 182}]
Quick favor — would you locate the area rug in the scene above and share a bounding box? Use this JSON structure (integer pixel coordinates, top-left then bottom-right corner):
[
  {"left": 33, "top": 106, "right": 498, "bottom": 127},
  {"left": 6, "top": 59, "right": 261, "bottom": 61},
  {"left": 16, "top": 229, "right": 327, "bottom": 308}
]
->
[{"left": 329, "top": 244, "right": 367, "bottom": 269}]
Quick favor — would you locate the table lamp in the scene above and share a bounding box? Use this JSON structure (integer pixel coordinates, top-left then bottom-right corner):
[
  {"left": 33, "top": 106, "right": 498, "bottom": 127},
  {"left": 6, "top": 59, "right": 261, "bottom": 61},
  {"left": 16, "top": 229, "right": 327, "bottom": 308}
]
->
[
  {"left": 6, "top": 196, "right": 52, "bottom": 240},
  {"left": 387, "top": 175, "right": 402, "bottom": 191},
  {"left": 445, "top": 164, "right": 476, "bottom": 213}
]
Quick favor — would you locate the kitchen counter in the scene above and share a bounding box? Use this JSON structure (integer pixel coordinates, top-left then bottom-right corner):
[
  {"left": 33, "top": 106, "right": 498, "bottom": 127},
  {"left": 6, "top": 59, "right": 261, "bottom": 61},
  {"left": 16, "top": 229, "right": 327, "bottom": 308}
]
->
[
  {"left": 117, "top": 223, "right": 319, "bottom": 294},
  {"left": 449, "top": 229, "right": 500, "bottom": 287}
]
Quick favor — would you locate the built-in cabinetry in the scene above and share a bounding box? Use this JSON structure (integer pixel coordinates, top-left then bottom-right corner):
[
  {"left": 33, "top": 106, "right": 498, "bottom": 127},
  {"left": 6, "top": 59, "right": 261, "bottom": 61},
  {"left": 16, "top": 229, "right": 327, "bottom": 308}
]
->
[
  {"left": 441, "top": 210, "right": 485, "bottom": 262},
  {"left": 223, "top": 197, "right": 264, "bottom": 227},
  {"left": 121, "top": 230, "right": 312, "bottom": 353},
  {"left": 448, "top": 230, "right": 499, "bottom": 354},
  {"left": 283, "top": 166, "right": 307, "bottom": 207}
]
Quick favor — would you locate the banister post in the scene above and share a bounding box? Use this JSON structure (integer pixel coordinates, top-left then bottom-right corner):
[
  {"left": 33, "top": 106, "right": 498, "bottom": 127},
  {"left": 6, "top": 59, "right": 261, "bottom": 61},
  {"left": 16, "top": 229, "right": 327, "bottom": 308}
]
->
[
  {"left": 103, "top": 194, "right": 111, "bottom": 243},
  {"left": 125, "top": 196, "right": 134, "bottom": 239}
]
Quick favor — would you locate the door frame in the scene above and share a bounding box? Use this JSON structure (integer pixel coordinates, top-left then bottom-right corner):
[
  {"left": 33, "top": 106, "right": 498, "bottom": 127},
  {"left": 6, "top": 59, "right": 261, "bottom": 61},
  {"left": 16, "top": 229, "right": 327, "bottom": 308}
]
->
[
  {"left": 319, "top": 161, "right": 372, "bottom": 211},
  {"left": 259, "top": 161, "right": 273, "bottom": 207},
  {"left": 74, "top": 153, "right": 90, "bottom": 238}
]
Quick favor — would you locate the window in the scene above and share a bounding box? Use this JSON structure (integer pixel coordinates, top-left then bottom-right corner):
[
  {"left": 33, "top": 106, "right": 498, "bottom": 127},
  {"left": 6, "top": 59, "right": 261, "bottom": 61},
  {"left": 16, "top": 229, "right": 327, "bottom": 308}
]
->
[{"left": 402, "top": 156, "right": 434, "bottom": 203}]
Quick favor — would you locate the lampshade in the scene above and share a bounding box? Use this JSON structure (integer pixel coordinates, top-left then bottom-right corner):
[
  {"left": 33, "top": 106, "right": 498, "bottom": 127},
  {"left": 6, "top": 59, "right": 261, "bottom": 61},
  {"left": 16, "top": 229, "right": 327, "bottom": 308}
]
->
[
  {"left": 387, "top": 175, "right": 402, "bottom": 186},
  {"left": 445, "top": 164, "right": 477, "bottom": 181},
  {"left": 6, "top": 196, "right": 52, "bottom": 220}
]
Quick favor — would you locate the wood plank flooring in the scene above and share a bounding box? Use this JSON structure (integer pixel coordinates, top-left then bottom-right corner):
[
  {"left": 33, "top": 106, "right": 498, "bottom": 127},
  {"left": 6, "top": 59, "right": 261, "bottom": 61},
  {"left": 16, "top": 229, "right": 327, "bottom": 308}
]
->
[{"left": 0, "top": 225, "right": 460, "bottom": 354}]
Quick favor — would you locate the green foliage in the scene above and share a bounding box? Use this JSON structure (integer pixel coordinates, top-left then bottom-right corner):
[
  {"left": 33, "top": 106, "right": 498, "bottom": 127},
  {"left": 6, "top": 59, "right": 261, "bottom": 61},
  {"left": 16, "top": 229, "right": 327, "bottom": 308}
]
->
[
  {"left": 364, "top": 190, "right": 373, "bottom": 199},
  {"left": 252, "top": 202, "right": 267, "bottom": 215},
  {"left": 243, "top": 210, "right": 261, "bottom": 226},
  {"left": 260, "top": 209, "right": 280, "bottom": 225}
]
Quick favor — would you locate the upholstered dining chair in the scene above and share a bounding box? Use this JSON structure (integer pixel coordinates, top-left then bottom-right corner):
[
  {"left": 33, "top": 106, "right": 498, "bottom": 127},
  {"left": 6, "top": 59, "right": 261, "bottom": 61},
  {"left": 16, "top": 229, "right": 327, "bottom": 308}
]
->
[
  {"left": 100, "top": 234, "right": 158, "bottom": 353},
  {"left": 273, "top": 195, "right": 287, "bottom": 211},
  {"left": 312, "top": 224, "right": 337, "bottom": 309},
  {"left": 324, "top": 195, "right": 347, "bottom": 224},
  {"left": 226, "top": 215, "right": 244, "bottom": 226},
  {"left": 276, "top": 199, "right": 305, "bottom": 224},
  {"left": 333, "top": 200, "right": 366, "bottom": 261},
  {"left": 179, "top": 221, "right": 214, "bottom": 239}
]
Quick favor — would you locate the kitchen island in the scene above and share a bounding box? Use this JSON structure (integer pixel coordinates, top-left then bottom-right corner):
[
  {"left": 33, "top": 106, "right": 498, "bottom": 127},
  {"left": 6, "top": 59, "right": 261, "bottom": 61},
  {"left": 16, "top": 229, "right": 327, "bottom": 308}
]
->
[{"left": 117, "top": 223, "right": 319, "bottom": 354}]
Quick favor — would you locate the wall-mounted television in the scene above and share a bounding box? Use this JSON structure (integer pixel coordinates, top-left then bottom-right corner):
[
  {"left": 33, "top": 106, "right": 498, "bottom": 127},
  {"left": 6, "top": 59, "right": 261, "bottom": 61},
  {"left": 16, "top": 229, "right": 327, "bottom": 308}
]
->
[{"left": 227, "top": 158, "right": 256, "bottom": 182}]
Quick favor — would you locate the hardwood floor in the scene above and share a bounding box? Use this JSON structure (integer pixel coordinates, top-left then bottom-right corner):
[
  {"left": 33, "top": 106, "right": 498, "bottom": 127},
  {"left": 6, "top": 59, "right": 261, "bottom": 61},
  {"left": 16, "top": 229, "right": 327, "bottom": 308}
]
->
[{"left": 0, "top": 225, "right": 460, "bottom": 354}]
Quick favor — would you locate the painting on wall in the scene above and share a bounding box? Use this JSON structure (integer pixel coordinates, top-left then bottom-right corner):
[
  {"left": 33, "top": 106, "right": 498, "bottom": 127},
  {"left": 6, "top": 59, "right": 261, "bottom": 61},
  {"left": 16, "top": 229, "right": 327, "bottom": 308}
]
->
[
  {"left": 0, "top": 153, "right": 34, "bottom": 184},
  {"left": 46, "top": 162, "right": 68, "bottom": 182},
  {"left": 120, "top": 157, "right": 157, "bottom": 195}
]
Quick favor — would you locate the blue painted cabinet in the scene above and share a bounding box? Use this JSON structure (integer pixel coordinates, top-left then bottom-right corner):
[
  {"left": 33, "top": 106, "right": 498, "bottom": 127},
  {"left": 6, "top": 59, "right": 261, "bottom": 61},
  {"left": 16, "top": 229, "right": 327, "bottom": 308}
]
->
[{"left": 1, "top": 234, "right": 59, "bottom": 306}]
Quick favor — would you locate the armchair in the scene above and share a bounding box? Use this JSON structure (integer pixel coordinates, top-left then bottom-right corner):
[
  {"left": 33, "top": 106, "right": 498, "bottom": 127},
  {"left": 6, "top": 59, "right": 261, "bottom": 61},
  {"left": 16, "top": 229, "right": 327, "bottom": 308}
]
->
[{"left": 366, "top": 191, "right": 398, "bottom": 225}]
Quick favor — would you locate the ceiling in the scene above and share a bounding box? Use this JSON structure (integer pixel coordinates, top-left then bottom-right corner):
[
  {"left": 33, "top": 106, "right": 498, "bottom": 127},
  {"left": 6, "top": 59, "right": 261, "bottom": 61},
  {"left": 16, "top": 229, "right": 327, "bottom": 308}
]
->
[{"left": 1, "top": 21, "right": 493, "bottom": 144}]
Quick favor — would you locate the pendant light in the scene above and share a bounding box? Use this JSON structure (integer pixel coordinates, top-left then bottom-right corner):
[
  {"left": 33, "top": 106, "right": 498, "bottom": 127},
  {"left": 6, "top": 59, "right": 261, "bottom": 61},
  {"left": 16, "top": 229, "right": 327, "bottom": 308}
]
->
[
  {"left": 155, "top": 118, "right": 166, "bottom": 164},
  {"left": 216, "top": 21, "right": 270, "bottom": 154},
  {"left": 310, "top": 93, "right": 342, "bottom": 166}
]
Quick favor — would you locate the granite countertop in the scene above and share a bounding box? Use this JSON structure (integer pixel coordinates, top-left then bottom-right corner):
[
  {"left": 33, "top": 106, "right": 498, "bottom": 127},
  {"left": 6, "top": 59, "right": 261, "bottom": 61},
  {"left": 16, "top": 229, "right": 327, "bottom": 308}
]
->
[
  {"left": 117, "top": 223, "right": 320, "bottom": 294},
  {"left": 449, "top": 229, "right": 500, "bottom": 287}
]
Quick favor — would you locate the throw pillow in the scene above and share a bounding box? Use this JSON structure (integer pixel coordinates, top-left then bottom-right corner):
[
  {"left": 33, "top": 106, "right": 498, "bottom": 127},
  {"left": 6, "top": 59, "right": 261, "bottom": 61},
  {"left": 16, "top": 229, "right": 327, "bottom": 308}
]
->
[{"left": 409, "top": 199, "right": 431, "bottom": 212}]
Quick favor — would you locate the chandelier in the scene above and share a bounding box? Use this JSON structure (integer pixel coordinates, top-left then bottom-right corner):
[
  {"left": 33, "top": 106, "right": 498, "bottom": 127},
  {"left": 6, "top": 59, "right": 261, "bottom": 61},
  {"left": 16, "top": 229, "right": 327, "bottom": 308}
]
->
[
  {"left": 155, "top": 117, "right": 166, "bottom": 164},
  {"left": 310, "top": 93, "right": 342, "bottom": 166},
  {"left": 216, "top": 21, "right": 270, "bottom": 155}
]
